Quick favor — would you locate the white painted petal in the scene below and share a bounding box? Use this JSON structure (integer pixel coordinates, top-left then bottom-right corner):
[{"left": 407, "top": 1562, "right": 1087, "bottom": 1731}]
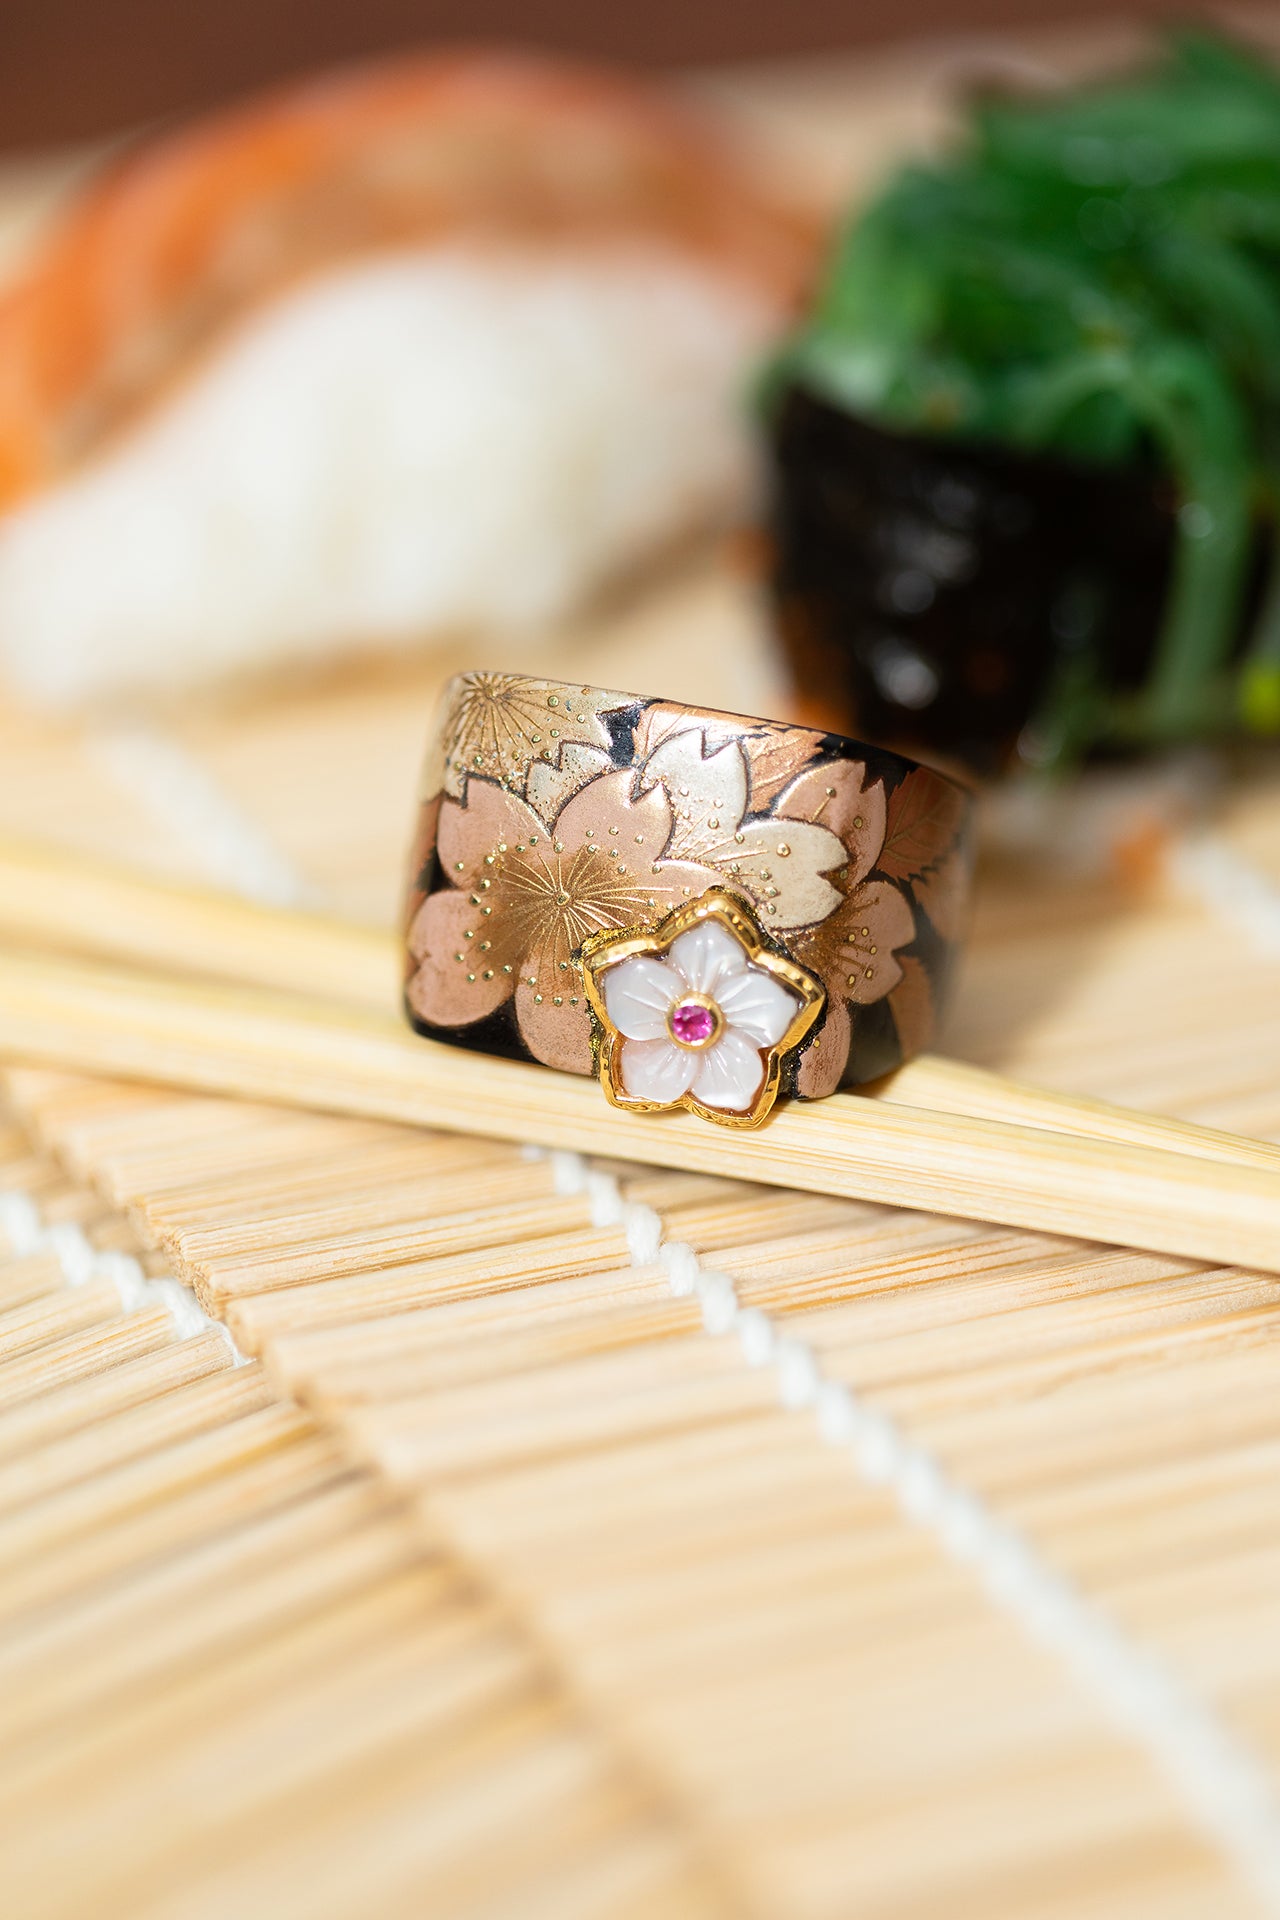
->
[
  {"left": 668, "top": 922, "right": 747, "bottom": 995},
  {"left": 692, "top": 1030, "right": 765, "bottom": 1113},
  {"left": 620, "top": 1037, "right": 698, "bottom": 1105},
  {"left": 603, "top": 956, "right": 683, "bottom": 1040},
  {"left": 717, "top": 967, "right": 801, "bottom": 1047}
]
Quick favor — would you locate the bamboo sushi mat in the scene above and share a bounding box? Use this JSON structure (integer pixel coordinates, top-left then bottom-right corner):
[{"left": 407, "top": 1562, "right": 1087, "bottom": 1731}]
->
[{"left": 9, "top": 36, "right": 1280, "bottom": 1920}]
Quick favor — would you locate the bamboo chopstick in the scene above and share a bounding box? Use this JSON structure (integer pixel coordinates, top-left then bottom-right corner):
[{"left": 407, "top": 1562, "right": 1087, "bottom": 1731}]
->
[
  {"left": 5, "top": 832, "right": 1280, "bottom": 1179},
  {"left": 3, "top": 842, "right": 1280, "bottom": 1271}
]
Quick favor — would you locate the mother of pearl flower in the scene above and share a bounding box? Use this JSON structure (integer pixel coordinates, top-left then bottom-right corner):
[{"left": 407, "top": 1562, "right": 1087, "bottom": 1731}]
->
[{"left": 601, "top": 921, "right": 802, "bottom": 1115}]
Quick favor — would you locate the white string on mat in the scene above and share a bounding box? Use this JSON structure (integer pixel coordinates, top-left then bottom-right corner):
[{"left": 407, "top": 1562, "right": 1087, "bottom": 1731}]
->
[
  {"left": 90, "top": 724, "right": 318, "bottom": 910},
  {"left": 93, "top": 721, "right": 1280, "bottom": 1912},
  {"left": 0, "top": 1187, "right": 246, "bottom": 1363},
  {"left": 532, "top": 1143, "right": 1280, "bottom": 1915}
]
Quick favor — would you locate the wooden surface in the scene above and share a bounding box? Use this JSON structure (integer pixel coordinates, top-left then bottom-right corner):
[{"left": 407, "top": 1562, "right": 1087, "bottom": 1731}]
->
[{"left": 5, "top": 45, "right": 1280, "bottom": 1920}]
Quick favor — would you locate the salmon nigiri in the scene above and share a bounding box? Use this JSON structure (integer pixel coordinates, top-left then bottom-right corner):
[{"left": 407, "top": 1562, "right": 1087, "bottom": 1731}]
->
[{"left": 0, "top": 52, "right": 818, "bottom": 705}]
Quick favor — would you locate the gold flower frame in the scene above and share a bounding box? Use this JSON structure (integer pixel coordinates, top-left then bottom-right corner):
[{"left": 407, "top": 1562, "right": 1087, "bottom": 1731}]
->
[{"left": 579, "top": 889, "right": 826, "bottom": 1131}]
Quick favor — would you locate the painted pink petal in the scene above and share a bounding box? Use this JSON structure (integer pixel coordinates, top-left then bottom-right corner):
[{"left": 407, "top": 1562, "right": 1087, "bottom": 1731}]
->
[
  {"left": 692, "top": 1030, "right": 765, "bottom": 1113},
  {"left": 405, "top": 891, "right": 512, "bottom": 1028},
  {"left": 602, "top": 957, "right": 683, "bottom": 1041},
  {"left": 716, "top": 968, "right": 800, "bottom": 1048},
  {"left": 620, "top": 1037, "right": 698, "bottom": 1105},
  {"left": 668, "top": 922, "right": 747, "bottom": 996}
]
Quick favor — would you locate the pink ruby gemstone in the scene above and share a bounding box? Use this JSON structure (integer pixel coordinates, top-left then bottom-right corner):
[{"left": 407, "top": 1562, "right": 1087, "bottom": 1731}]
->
[{"left": 671, "top": 999, "right": 716, "bottom": 1046}]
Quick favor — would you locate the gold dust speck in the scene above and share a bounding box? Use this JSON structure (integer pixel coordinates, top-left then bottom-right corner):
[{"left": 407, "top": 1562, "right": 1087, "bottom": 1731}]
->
[
  {"left": 609, "top": 848, "right": 619, "bottom": 859},
  {"left": 777, "top": 843, "right": 790, "bottom": 857},
  {"left": 466, "top": 972, "right": 476, "bottom": 982},
  {"left": 503, "top": 964, "right": 512, "bottom": 974},
  {"left": 534, "top": 993, "right": 544, "bottom": 1004},
  {"left": 550, "top": 729, "right": 560, "bottom": 739},
  {"left": 708, "top": 817, "right": 719, "bottom": 830},
  {"left": 734, "top": 832, "right": 745, "bottom": 845},
  {"left": 454, "top": 860, "right": 465, "bottom": 872},
  {"left": 559, "top": 960, "right": 569, "bottom": 971},
  {"left": 553, "top": 996, "right": 563, "bottom": 1007},
  {"left": 453, "top": 952, "right": 463, "bottom": 962},
  {"left": 484, "top": 854, "right": 494, "bottom": 865},
  {"left": 608, "top": 825, "right": 618, "bottom": 835},
  {"left": 853, "top": 816, "right": 864, "bottom": 830},
  {"left": 865, "top": 967, "right": 874, "bottom": 978},
  {"left": 634, "top": 833, "right": 645, "bottom": 844},
  {"left": 861, "top": 927, "right": 869, "bottom": 937},
  {"left": 464, "top": 929, "right": 475, "bottom": 940},
  {"left": 479, "top": 940, "right": 490, "bottom": 952},
  {"left": 483, "top": 969, "right": 494, "bottom": 980},
  {"left": 554, "top": 840, "right": 564, "bottom": 853},
  {"left": 869, "top": 945, "right": 878, "bottom": 955},
  {"left": 547, "top": 695, "right": 559, "bottom": 707},
  {"left": 481, "top": 906, "right": 492, "bottom": 916},
  {"left": 847, "top": 973, "right": 857, "bottom": 987}
]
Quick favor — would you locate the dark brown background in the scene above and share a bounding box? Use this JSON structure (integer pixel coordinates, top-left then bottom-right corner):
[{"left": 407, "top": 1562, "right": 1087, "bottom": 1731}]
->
[{"left": 0, "top": 0, "right": 1262, "bottom": 149}]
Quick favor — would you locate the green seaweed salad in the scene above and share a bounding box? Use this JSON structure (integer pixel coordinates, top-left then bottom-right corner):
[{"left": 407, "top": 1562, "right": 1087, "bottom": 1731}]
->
[{"left": 770, "top": 27, "right": 1280, "bottom": 764}]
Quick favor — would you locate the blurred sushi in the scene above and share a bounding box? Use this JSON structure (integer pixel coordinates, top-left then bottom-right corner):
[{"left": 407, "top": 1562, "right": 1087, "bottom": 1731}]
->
[
  {"left": 765, "top": 27, "right": 1280, "bottom": 776},
  {"left": 0, "top": 52, "right": 816, "bottom": 706}
]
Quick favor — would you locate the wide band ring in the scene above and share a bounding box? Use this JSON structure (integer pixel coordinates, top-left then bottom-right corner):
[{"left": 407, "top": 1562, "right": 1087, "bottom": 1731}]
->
[{"left": 403, "top": 673, "right": 974, "bottom": 1128}]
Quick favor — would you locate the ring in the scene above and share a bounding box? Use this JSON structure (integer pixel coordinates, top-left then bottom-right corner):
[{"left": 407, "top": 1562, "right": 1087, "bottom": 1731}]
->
[{"left": 403, "top": 673, "right": 973, "bottom": 1128}]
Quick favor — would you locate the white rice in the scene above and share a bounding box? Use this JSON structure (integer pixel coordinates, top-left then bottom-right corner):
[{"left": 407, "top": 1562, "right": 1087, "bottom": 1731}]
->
[{"left": 0, "top": 246, "right": 775, "bottom": 705}]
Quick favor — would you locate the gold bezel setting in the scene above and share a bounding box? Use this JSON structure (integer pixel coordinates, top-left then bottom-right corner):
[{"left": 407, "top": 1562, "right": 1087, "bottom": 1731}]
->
[{"left": 579, "top": 889, "right": 825, "bottom": 1130}]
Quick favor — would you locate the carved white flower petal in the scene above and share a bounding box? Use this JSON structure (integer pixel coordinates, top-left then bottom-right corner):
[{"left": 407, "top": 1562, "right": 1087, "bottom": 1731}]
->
[
  {"left": 716, "top": 968, "right": 800, "bottom": 1048},
  {"left": 668, "top": 922, "right": 748, "bottom": 996},
  {"left": 603, "top": 956, "right": 683, "bottom": 1041},
  {"left": 692, "top": 1030, "right": 766, "bottom": 1113},
  {"left": 620, "top": 1036, "right": 698, "bottom": 1105}
]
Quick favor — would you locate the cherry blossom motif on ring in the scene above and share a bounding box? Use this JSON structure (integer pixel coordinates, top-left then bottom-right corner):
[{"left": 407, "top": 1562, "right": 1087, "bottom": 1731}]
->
[
  {"left": 581, "top": 889, "right": 825, "bottom": 1130},
  {"left": 402, "top": 673, "right": 975, "bottom": 1110}
]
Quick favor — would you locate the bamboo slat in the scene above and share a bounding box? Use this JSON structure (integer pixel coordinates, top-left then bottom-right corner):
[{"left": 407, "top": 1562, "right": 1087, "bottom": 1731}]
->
[{"left": 0, "top": 1118, "right": 725, "bottom": 1920}]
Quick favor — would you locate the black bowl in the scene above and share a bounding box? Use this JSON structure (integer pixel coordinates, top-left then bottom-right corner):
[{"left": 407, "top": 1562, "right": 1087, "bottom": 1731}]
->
[{"left": 766, "top": 382, "right": 1209, "bottom": 776}]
